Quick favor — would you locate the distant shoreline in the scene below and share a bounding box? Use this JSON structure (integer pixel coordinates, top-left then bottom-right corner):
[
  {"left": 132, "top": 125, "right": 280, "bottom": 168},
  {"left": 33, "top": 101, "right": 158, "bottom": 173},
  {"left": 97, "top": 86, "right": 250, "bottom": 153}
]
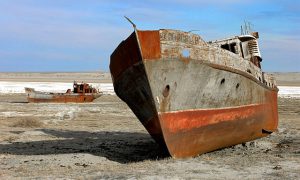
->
[
  {"left": 0, "top": 72, "right": 112, "bottom": 83},
  {"left": 0, "top": 72, "right": 299, "bottom": 86},
  {"left": 0, "top": 78, "right": 112, "bottom": 83},
  {"left": 0, "top": 71, "right": 109, "bottom": 73}
]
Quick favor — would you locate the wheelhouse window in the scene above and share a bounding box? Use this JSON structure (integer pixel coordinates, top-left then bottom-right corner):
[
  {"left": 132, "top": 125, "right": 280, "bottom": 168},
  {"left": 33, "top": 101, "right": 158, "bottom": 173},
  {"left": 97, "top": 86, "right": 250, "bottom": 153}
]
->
[
  {"left": 221, "top": 43, "right": 237, "bottom": 54},
  {"left": 221, "top": 44, "right": 230, "bottom": 51}
]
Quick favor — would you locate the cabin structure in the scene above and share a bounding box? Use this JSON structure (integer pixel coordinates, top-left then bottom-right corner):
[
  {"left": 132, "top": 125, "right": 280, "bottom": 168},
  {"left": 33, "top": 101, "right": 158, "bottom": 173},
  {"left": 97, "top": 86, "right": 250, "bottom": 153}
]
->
[
  {"left": 73, "top": 82, "right": 97, "bottom": 94},
  {"left": 208, "top": 32, "right": 262, "bottom": 69}
]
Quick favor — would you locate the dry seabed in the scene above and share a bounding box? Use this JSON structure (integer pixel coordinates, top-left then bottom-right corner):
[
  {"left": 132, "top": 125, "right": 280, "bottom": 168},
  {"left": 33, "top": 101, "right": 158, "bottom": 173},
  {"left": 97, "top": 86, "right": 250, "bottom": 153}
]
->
[{"left": 0, "top": 94, "right": 299, "bottom": 179}]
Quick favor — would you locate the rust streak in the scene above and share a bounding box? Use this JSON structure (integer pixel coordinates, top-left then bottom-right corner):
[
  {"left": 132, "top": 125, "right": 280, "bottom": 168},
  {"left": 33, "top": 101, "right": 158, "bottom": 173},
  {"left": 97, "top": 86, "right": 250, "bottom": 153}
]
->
[
  {"left": 159, "top": 104, "right": 271, "bottom": 133},
  {"left": 137, "top": 30, "right": 161, "bottom": 60}
]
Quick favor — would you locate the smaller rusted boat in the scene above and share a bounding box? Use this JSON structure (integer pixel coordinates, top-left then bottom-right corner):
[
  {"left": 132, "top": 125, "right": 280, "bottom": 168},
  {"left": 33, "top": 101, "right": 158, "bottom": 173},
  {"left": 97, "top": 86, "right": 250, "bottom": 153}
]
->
[{"left": 25, "top": 82, "right": 102, "bottom": 103}]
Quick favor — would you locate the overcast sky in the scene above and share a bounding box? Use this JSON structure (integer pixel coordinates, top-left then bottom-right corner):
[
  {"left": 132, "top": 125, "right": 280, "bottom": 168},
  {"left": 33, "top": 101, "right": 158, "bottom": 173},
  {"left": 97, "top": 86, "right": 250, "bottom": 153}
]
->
[{"left": 0, "top": 0, "right": 299, "bottom": 72}]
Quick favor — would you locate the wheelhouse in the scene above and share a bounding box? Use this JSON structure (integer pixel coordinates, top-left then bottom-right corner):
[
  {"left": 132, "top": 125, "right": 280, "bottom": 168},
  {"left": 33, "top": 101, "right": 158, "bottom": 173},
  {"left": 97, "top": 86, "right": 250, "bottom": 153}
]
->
[{"left": 209, "top": 32, "right": 262, "bottom": 68}]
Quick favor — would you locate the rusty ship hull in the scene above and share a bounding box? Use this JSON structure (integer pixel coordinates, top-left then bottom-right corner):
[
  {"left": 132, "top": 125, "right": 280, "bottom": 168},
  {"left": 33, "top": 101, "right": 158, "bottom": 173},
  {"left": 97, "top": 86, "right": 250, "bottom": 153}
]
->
[
  {"left": 26, "top": 92, "right": 100, "bottom": 103},
  {"left": 110, "top": 29, "right": 278, "bottom": 158}
]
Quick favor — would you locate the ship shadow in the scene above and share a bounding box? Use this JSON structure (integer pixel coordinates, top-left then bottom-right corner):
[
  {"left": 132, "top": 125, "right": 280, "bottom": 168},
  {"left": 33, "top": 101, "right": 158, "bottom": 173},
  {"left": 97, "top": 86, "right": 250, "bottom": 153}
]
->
[{"left": 0, "top": 129, "right": 168, "bottom": 163}]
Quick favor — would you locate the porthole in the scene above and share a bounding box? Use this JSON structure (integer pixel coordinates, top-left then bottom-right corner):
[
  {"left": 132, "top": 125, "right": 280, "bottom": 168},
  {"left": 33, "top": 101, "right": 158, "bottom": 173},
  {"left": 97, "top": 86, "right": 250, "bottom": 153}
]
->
[
  {"left": 163, "top": 85, "right": 170, "bottom": 97},
  {"left": 221, "top": 78, "right": 225, "bottom": 84}
]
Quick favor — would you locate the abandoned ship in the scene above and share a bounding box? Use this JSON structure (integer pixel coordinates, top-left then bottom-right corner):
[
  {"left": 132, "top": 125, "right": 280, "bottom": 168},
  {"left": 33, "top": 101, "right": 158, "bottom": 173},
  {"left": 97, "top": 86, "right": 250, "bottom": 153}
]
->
[
  {"left": 110, "top": 25, "right": 278, "bottom": 158},
  {"left": 25, "top": 82, "right": 102, "bottom": 103}
]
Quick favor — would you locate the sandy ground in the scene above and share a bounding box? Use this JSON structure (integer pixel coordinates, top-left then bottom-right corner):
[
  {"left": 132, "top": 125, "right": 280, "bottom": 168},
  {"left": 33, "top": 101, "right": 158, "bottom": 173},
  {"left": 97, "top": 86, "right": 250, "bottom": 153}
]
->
[{"left": 0, "top": 73, "right": 299, "bottom": 179}]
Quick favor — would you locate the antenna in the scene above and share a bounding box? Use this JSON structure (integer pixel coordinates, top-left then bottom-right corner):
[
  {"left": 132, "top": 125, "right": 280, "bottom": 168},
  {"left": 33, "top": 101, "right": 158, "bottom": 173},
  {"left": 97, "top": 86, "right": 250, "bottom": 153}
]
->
[
  {"left": 241, "top": 25, "right": 243, "bottom": 35},
  {"left": 242, "top": 20, "right": 254, "bottom": 35},
  {"left": 248, "top": 21, "right": 252, "bottom": 32},
  {"left": 244, "top": 20, "right": 248, "bottom": 34},
  {"left": 124, "top": 16, "right": 136, "bottom": 29}
]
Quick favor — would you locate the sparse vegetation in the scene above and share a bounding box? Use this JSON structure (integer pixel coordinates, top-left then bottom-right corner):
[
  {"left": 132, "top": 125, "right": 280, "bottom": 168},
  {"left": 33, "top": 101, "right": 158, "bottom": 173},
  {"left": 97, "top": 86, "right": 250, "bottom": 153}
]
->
[
  {"left": 12, "top": 118, "right": 43, "bottom": 128},
  {"left": 5, "top": 136, "right": 18, "bottom": 143}
]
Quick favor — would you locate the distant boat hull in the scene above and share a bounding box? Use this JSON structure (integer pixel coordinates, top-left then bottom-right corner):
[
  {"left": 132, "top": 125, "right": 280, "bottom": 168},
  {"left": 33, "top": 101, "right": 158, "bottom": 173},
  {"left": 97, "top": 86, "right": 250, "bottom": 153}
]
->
[
  {"left": 25, "top": 87, "right": 101, "bottom": 103},
  {"left": 110, "top": 29, "right": 278, "bottom": 158}
]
